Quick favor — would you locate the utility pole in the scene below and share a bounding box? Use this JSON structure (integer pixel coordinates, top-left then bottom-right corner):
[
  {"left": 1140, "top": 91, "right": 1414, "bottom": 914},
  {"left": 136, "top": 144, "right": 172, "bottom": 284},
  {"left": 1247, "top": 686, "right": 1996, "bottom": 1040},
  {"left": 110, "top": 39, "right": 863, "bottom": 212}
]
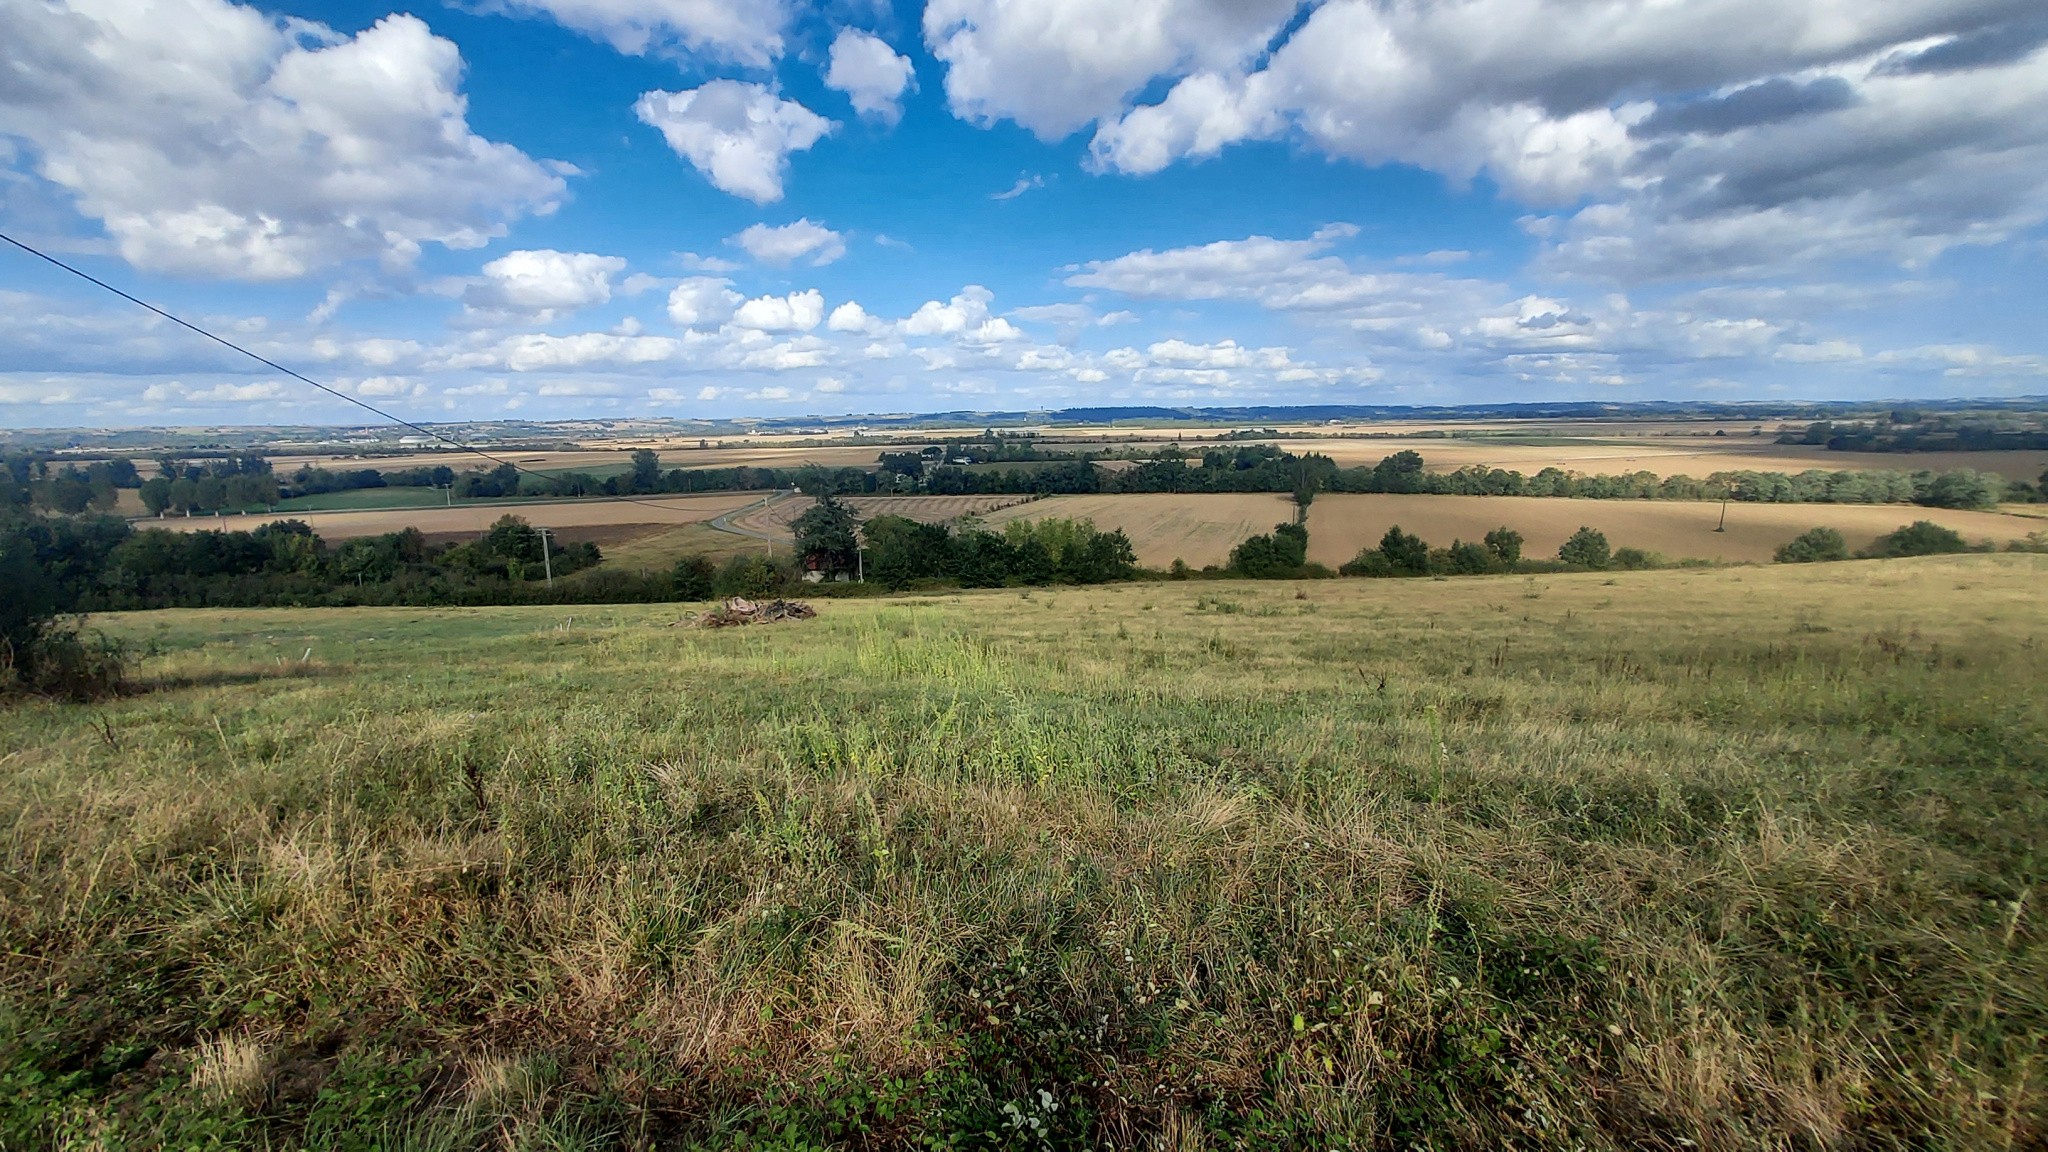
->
[
  {"left": 536, "top": 526, "right": 554, "bottom": 588},
  {"left": 1715, "top": 499, "right": 1728, "bottom": 533}
]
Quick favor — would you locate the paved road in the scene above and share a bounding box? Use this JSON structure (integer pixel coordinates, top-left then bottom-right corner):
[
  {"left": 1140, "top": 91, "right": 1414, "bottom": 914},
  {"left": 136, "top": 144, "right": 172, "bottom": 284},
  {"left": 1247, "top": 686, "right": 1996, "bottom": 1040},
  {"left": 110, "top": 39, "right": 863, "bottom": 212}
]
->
[{"left": 706, "top": 488, "right": 799, "bottom": 543}]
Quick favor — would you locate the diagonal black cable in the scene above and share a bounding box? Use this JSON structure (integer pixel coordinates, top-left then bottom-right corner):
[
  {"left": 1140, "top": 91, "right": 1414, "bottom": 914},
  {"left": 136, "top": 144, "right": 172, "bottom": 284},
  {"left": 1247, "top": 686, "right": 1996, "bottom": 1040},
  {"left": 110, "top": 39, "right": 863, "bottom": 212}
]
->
[{"left": 0, "top": 229, "right": 736, "bottom": 518}]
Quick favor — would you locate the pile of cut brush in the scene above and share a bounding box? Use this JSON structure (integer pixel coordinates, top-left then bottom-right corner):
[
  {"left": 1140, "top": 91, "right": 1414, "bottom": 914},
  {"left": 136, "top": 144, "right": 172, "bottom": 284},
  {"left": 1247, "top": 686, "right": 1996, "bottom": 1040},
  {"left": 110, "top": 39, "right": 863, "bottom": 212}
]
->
[{"left": 677, "top": 597, "right": 818, "bottom": 628}]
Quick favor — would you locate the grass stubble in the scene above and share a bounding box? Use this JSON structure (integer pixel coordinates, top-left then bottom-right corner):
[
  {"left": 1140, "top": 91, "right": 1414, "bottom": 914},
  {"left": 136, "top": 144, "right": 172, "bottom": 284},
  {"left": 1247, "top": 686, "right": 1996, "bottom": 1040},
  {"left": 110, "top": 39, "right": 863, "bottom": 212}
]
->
[{"left": 0, "top": 555, "right": 2043, "bottom": 1149}]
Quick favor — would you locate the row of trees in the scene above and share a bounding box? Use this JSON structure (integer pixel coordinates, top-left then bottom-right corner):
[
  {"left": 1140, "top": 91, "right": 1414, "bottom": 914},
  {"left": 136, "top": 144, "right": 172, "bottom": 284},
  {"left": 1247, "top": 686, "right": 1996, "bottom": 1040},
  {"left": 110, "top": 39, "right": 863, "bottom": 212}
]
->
[
  {"left": 2, "top": 454, "right": 143, "bottom": 514},
  {"left": 25, "top": 442, "right": 2035, "bottom": 520},
  {"left": 785, "top": 495, "right": 1140, "bottom": 589},
  {"left": 1773, "top": 521, "right": 2046, "bottom": 563},
  {"left": 865, "top": 444, "right": 2028, "bottom": 510},
  {"left": 1783, "top": 417, "right": 2048, "bottom": 454},
  {"left": 0, "top": 511, "right": 602, "bottom": 613}
]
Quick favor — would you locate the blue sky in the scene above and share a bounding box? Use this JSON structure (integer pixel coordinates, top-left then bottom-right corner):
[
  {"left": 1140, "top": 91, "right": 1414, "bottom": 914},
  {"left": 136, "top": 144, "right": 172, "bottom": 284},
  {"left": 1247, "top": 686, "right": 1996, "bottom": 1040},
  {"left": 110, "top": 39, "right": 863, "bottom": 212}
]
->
[{"left": 2, "top": 0, "right": 2045, "bottom": 426}]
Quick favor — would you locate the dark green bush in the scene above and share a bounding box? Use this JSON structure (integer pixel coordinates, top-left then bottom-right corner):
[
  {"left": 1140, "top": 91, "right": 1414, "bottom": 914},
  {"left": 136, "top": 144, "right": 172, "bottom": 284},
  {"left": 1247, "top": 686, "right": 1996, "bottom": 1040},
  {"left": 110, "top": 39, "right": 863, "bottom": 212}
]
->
[
  {"left": 1775, "top": 527, "right": 1849, "bottom": 564},
  {"left": 1859, "top": 521, "right": 1971, "bottom": 558},
  {"left": 1558, "top": 527, "right": 1611, "bottom": 570}
]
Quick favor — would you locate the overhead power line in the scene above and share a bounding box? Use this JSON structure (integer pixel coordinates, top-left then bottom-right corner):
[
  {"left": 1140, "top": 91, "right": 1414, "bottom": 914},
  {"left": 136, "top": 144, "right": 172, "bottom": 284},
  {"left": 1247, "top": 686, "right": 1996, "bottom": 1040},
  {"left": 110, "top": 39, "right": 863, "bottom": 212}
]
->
[{"left": 0, "top": 229, "right": 717, "bottom": 519}]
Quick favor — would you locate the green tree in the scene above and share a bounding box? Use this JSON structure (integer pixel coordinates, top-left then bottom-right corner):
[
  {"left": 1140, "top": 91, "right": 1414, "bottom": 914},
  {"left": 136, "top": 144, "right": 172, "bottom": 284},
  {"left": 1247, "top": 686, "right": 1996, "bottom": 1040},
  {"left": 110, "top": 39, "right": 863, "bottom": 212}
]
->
[
  {"left": 1774, "top": 527, "right": 1848, "bottom": 564},
  {"left": 1230, "top": 522, "right": 1309, "bottom": 577},
  {"left": 629, "top": 449, "right": 661, "bottom": 494},
  {"left": 1915, "top": 469, "right": 2002, "bottom": 510},
  {"left": 1860, "top": 520, "right": 1969, "bottom": 558},
  {"left": 671, "top": 555, "right": 715, "bottom": 600},
  {"left": 482, "top": 515, "right": 544, "bottom": 563},
  {"left": 1378, "top": 525, "right": 1430, "bottom": 574},
  {"left": 864, "top": 514, "right": 952, "bottom": 589},
  {"left": 791, "top": 495, "right": 860, "bottom": 577},
  {"left": 1483, "top": 527, "right": 1523, "bottom": 567},
  {"left": 1558, "top": 527, "right": 1611, "bottom": 569},
  {"left": 1446, "top": 539, "right": 1494, "bottom": 574}
]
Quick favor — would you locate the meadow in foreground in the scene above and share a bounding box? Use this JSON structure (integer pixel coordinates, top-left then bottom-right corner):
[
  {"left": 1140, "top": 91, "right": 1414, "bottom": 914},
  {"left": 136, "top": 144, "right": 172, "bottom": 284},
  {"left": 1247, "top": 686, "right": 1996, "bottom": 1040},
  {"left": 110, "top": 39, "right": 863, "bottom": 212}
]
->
[{"left": 1, "top": 557, "right": 2043, "bottom": 1149}]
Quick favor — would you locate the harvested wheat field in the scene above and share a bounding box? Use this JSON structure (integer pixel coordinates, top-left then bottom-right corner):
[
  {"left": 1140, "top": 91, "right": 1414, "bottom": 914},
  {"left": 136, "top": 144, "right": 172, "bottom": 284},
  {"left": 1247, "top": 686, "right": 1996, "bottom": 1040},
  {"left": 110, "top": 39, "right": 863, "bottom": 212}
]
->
[
  {"left": 982, "top": 493, "right": 1296, "bottom": 566},
  {"left": 1305, "top": 493, "right": 2044, "bottom": 565},
  {"left": 135, "top": 491, "right": 763, "bottom": 543},
  {"left": 727, "top": 494, "right": 1037, "bottom": 540},
  {"left": 268, "top": 444, "right": 899, "bottom": 475},
  {"left": 1266, "top": 437, "right": 2048, "bottom": 481}
]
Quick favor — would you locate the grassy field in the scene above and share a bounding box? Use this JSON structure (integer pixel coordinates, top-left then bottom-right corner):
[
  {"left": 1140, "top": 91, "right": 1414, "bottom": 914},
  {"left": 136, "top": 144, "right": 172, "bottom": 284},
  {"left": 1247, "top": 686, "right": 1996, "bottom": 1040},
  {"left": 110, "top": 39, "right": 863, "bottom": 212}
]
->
[{"left": 2, "top": 557, "right": 2042, "bottom": 1148}]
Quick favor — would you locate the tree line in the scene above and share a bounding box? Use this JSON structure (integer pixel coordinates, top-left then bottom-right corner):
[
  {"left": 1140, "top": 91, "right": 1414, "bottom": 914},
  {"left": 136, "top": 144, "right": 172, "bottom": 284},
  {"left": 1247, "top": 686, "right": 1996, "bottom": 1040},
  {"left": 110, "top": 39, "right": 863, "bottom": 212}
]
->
[
  {"left": 2, "top": 511, "right": 603, "bottom": 618},
  {"left": 1782, "top": 414, "right": 2048, "bottom": 455},
  {"left": 865, "top": 444, "right": 2031, "bottom": 510}
]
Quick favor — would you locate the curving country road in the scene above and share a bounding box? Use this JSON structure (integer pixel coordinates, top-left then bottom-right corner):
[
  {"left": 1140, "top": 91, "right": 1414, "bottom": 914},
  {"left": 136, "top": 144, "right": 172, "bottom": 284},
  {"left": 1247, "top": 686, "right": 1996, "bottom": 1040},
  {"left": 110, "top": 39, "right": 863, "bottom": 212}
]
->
[{"left": 706, "top": 488, "right": 799, "bottom": 544}]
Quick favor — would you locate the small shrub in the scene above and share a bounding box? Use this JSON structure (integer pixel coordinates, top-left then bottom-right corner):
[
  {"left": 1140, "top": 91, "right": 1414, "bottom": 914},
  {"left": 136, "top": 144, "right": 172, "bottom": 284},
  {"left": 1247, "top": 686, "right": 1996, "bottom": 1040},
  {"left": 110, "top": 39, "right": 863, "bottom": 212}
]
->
[
  {"left": 1339, "top": 551, "right": 1395, "bottom": 578},
  {"left": 1612, "top": 546, "right": 1655, "bottom": 571},
  {"left": 4, "top": 616, "right": 127, "bottom": 701},
  {"left": 1443, "top": 540, "right": 1492, "bottom": 575},
  {"left": 672, "top": 555, "right": 716, "bottom": 600},
  {"left": 714, "top": 553, "right": 787, "bottom": 599},
  {"left": 1775, "top": 527, "right": 1849, "bottom": 564},
  {"left": 1860, "top": 520, "right": 1969, "bottom": 558},
  {"left": 1558, "top": 527, "right": 1611, "bottom": 570}
]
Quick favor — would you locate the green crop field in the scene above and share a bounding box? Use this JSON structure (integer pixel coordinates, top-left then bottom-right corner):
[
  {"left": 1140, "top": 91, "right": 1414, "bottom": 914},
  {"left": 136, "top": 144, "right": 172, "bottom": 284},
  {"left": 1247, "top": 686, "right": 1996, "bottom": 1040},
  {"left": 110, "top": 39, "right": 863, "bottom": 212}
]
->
[
  {"left": 2, "top": 556, "right": 2043, "bottom": 1148},
  {"left": 271, "top": 488, "right": 455, "bottom": 513}
]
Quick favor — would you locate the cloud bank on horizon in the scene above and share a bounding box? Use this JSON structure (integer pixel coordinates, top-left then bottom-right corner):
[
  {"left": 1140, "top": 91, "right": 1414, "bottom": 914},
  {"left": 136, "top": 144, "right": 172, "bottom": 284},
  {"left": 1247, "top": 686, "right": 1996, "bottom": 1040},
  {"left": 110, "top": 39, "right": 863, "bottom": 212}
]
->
[{"left": 1, "top": 0, "right": 2044, "bottom": 426}]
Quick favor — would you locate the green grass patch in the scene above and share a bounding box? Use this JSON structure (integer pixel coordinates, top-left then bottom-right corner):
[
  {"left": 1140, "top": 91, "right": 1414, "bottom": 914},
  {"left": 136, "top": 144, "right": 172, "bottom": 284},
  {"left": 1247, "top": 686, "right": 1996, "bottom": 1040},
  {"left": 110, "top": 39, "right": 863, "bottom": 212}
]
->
[
  {"left": 271, "top": 487, "right": 454, "bottom": 512},
  {"left": 2, "top": 556, "right": 2043, "bottom": 1147}
]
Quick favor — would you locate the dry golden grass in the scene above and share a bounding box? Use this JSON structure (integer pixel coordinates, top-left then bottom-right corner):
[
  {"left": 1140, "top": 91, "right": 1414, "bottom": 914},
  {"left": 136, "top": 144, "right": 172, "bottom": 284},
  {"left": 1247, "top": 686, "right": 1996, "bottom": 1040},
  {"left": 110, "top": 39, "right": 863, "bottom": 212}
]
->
[
  {"left": 188, "top": 1034, "right": 267, "bottom": 1108},
  {"left": 133, "top": 491, "right": 762, "bottom": 542},
  {"left": 981, "top": 493, "right": 1296, "bottom": 566},
  {"left": 1304, "top": 493, "right": 2044, "bottom": 564}
]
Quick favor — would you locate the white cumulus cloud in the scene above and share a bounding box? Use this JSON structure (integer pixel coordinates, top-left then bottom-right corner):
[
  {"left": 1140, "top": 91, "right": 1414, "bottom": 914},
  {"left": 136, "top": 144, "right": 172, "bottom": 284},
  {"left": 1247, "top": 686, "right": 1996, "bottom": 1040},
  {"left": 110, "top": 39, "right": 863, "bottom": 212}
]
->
[
  {"left": 825, "top": 29, "right": 917, "bottom": 123},
  {"left": 465, "top": 249, "right": 626, "bottom": 319},
  {"left": 666, "top": 277, "right": 743, "bottom": 329},
  {"left": 634, "top": 81, "right": 833, "bottom": 204},
  {"left": 922, "top": 0, "right": 1297, "bottom": 139},
  {"left": 732, "top": 289, "right": 825, "bottom": 332},
  {"left": 827, "top": 301, "right": 881, "bottom": 333},
  {"left": 0, "top": 0, "right": 567, "bottom": 280},
  {"left": 731, "top": 219, "right": 846, "bottom": 266},
  {"left": 485, "top": 0, "right": 785, "bottom": 65}
]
